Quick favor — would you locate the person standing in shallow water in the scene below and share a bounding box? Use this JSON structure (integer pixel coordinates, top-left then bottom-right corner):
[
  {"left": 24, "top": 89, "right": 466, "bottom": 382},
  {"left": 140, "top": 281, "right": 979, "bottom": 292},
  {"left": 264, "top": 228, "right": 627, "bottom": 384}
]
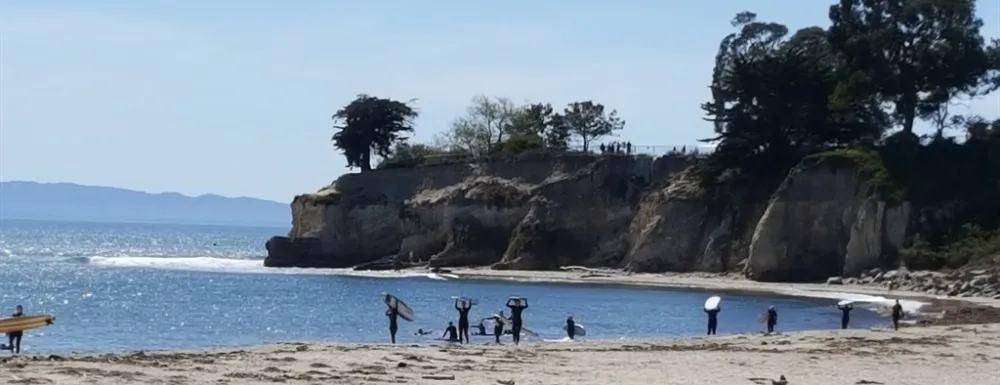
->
[
  {"left": 491, "top": 313, "right": 505, "bottom": 344},
  {"left": 765, "top": 306, "right": 778, "bottom": 334},
  {"left": 5, "top": 305, "right": 24, "bottom": 354},
  {"left": 704, "top": 307, "right": 720, "bottom": 335},
  {"left": 838, "top": 303, "right": 854, "bottom": 329},
  {"left": 891, "top": 300, "right": 904, "bottom": 330},
  {"left": 506, "top": 298, "right": 528, "bottom": 345},
  {"left": 566, "top": 316, "right": 576, "bottom": 340},
  {"left": 386, "top": 307, "right": 399, "bottom": 344},
  {"left": 455, "top": 300, "right": 472, "bottom": 344}
]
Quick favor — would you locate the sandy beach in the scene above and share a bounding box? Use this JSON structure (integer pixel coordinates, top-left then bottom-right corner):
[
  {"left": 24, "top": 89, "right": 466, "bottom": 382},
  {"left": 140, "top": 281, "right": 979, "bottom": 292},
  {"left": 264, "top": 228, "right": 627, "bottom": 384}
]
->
[{"left": 4, "top": 270, "right": 1000, "bottom": 385}]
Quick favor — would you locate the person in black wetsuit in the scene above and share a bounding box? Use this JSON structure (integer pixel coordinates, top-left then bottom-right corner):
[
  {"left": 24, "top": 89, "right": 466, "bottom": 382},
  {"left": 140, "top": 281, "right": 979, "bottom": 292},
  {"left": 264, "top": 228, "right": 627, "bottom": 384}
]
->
[
  {"left": 386, "top": 307, "right": 399, "bottom": 344},
  {"left": 765, "top": 306, "right": 778, "bottom": 334},
  {"left": 455, "top": 299, "right": 473, "bottom": 344},
  {"left": 506, "top": 298, "right": 528, "bottom": 345},
  {"left": 837, "top": 303, "right": 854, "bottom": 329},
  {"left": 5, "top": 305, "right": 24, "bottom": 354},
  {"left": 704, "top": 306, "right": 720, "bottom": 335},
  {"left": 475, "top": 321, "right": 487, "bottom": 336},
  {"left": 442, "top": 322, "right": 459, "bottom": 342},
  {"left": 492, "top": 314, "right": 505, "bottom": 344},
  {"left": 566, "top": 316, "right": 576, "bottom": 340},
  {"left": 891, "top": 299, "right": 904, "bottom": 330}
]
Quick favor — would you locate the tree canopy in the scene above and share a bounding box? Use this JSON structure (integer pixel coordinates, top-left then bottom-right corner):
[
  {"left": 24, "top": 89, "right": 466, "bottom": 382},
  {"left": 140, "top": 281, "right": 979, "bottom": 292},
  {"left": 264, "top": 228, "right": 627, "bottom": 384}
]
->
[{"left": 331, "top": 94, "right": 418, "bottom": 172}]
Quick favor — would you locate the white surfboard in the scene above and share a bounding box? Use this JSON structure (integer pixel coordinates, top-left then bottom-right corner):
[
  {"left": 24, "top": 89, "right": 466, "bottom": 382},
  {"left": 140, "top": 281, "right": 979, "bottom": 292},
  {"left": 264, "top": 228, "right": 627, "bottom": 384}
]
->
[
  {"left": 381, "top": 293, "right": 415, "bottom": 321},
  {"left": 451, "top": 296, "right": 478, "bottom": 308},
  {"left": 563, "top": 323, "right": 587, "bottom": 337},
  {"left": 704, "top": 296, "right": 721, "bottom": 311},
  {"left": 837, "top": 300, "right": 854, "bottom": 307},
  {"left": 507, "top": 296, "right": 527, "bottom": 307}
]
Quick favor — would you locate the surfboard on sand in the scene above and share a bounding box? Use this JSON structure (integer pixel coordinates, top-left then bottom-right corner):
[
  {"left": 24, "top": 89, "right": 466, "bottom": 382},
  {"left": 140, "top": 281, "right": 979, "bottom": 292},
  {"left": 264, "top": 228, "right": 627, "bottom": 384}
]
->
[
  {"left": 451, "top": 296, "right": 478, "bottom": 309},
  {"left": 0, "top": 315, "right": 55, "bottom": 334},
  {"left": 704, "top": 296, "right": 721, "bottom": 311},
  {"left": 837, "top": 300, "right": 855, "bottom": 307},
  {"left": 381, "top": 293, "right": 415, "bottom": 322},
  {"left": 563, "top": 323, "right": 587, "bottom": 337}
]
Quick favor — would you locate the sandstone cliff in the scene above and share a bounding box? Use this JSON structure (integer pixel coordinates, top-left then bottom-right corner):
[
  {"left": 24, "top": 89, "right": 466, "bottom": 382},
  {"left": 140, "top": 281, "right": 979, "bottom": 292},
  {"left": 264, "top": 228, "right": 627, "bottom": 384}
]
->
[{"left": 265, "top": 151, "right": 917, "bottom": 282}]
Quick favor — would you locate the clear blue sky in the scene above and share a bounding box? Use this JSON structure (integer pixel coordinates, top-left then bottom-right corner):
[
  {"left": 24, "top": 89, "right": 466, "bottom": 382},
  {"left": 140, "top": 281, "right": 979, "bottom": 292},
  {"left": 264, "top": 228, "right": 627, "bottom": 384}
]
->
[{"left": 1, "top": 1, "right": 997, "bottom": 202}]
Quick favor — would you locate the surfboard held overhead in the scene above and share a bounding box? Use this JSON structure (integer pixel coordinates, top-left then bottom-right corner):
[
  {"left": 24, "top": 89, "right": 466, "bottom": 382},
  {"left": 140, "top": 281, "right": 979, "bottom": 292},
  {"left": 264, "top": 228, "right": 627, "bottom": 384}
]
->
[
  {"left": 381, "top": 293, "right": 416, "bottom": 322},
  {"left": 704, "top": 296, "right": 721, "bottom": 311},
  {"left": 507, "top": 296, "right": 527, "bottom": 307},
  {"left": 450, "top": 296, "right": 478, "bottom": 308}
]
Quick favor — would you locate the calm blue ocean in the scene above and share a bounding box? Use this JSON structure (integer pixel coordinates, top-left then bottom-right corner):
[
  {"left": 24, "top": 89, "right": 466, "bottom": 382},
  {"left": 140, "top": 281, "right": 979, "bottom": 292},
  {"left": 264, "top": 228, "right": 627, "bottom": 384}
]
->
[{"left": 0, "top": 219, "right": 884, "bottom": 354}]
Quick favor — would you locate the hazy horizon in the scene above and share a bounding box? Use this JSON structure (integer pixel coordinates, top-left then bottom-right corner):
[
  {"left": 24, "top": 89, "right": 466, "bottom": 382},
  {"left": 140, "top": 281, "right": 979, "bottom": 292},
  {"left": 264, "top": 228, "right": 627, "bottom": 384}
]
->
[{"left": 2, "top": 0, "right": 998, "bottom": 202}]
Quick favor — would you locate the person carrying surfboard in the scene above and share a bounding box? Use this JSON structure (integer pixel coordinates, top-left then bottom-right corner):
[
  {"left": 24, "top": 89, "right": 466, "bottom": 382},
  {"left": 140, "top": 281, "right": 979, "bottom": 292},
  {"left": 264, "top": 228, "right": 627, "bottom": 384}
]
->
[
  {"left": 5, "top": 305, "right": 24, "bottom": 354},
  {"left": 491, "top": 313, "right": 505, "bottom": 344},
  {"left": 837, "top": 303, "right": 854, "bottom": 329},
  {"left": 385, "top": 307, "right": 400, "bottom": 344},
  {"left": 566, "top": 316, "right": 576, "bottom": 340},
  {"left": 704, "top": 306, "right": 720, "bottom": 335},
  {"left": 506, "top": 298, "right": 528, "bottom": 345},
  {"left": 454, "top": 299, "right": 473, "bottom": 344}
]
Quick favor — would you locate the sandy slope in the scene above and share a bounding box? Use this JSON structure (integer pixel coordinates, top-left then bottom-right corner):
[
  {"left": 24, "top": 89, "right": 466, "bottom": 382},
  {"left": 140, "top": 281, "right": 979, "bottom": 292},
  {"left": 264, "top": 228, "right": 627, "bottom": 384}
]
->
[{"left": 3, "top": 323, "right": 998, "bottom": 385}]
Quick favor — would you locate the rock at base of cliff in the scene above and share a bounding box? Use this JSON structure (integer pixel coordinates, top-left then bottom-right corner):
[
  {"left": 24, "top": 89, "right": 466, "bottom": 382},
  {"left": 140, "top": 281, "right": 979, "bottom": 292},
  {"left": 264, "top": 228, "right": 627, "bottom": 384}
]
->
[{"left": 264, "top": 236, "right": 328, "bottom": 268}]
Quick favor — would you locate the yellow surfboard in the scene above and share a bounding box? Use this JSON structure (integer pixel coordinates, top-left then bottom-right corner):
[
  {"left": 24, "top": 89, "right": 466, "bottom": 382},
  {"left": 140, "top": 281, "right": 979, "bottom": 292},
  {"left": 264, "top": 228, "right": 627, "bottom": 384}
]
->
[{"left": 0, "top": 315, "right": 55, "bottom": 333}]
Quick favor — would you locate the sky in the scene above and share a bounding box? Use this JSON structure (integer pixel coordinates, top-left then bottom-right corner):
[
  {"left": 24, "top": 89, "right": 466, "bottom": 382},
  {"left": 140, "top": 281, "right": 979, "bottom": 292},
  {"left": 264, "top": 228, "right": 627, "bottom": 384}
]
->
[{"left": 1, "top": 1, "right": 998, "bottom": 203}]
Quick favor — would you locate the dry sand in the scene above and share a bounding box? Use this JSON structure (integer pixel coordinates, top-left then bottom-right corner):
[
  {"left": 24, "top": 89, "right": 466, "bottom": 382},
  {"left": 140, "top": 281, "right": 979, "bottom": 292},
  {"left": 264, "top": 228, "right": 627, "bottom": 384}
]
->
[{"left": 4, "top": 270, "right": 1000, "bottom": 385}]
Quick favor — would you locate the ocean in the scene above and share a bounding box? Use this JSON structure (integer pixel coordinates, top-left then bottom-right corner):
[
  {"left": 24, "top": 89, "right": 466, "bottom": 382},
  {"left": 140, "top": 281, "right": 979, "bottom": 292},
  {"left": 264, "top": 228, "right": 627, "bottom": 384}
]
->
[{"left": 0, "top": 219, "right": 887, "bottom": 354}]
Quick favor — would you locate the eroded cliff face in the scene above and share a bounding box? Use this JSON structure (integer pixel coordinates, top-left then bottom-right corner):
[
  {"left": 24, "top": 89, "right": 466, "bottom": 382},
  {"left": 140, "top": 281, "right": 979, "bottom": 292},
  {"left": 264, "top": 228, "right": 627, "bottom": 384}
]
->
[{"left": 266, "top": 152, "right": 915, "bottom": 283}]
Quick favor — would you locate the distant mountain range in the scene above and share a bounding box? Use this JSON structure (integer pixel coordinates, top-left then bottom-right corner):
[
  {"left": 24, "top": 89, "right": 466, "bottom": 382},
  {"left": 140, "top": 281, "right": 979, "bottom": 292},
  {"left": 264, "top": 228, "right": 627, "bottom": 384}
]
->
[{"left": 0, "top": 181, "right": 290, "bottom": 227}]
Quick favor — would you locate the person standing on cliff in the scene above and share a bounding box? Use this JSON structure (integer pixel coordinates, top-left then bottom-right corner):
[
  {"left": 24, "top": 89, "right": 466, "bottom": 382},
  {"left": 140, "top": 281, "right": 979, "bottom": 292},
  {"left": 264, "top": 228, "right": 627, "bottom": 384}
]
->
[
  {"left": 765, "top": 306, "right": 778, "bottom": 334},
  {"left": 838, "top": 303, "right": 854, "bottom": 329},
  {"left": 891, "top": 300, "right": 904, "bottom": 330},
  {"left": 386, "top": 307, "right": 400, "bottom": 344},
  {"left": 454, "top": 299, "right": 473, "bottom": 344},
  {"left": 506, "top": 298, "right": 528, "bottom": 345},
  {"left": 704, "top": 307, "right": 720, "bottom": 335}
]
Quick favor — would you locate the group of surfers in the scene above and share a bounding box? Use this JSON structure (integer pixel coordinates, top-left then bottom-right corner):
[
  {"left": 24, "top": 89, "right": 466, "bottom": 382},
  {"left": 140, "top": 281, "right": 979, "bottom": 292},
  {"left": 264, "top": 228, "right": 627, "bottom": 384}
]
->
[{"left": 387, "top": 297, "right": 908, "bottom": 344}]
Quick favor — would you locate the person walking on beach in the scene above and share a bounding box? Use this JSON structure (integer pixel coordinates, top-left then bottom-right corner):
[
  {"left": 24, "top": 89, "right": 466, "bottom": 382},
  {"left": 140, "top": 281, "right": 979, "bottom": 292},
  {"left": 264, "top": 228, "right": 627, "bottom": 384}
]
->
[
  {"left": 5, "top": 305, "right": 24, "bottom": 354},
  {"left": 491, "top": 313, "right": 505, "bottom": 344},
  {"left": 704, "top": 306, "right": 720, "bottom": 335},
  {"left": 442, "top": 322, "right": 459, "bottom": 342},
  {"left": 765, "top": 306, "right": 778, "bottom": 334},
  {"left": 455, "top": 299, "right": 473, "bottom": 344},
  {"left": 386, "top": 306, "right": 400, "bottom": 344},
  {"left": 838, "top": 303, "right": 854, "bottom": 329},
  {"left": 566, "top": 316, "right": 576, "bottom": 340},
  {"left": 891, "top": 300, "right": 904, "bottom": 330},
  {"left": 506, "top": 298, "right": 528, "bottom": 345}
]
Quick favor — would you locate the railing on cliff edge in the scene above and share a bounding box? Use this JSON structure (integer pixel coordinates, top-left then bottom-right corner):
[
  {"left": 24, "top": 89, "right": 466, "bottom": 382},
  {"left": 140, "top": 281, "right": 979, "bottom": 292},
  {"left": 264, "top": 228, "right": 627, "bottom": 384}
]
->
[{"left": 376, "top": 144, "right": 716, "bottom": 171}]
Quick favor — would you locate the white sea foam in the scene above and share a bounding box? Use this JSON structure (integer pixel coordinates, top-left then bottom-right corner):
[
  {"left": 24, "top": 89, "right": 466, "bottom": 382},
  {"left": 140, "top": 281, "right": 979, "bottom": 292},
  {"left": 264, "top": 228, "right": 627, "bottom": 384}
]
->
[
  {"left": 84, "top": 256, "right": 452, "bottom": 280},
  {"left": 778, "top": 288, "right": 926, "bottom": 313}
]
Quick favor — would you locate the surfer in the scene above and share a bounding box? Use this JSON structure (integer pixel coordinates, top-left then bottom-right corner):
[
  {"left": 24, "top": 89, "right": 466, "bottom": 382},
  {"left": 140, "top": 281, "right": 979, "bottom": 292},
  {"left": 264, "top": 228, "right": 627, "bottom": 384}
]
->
[
  {"left": 566, "top": 316, "right": 576, "bottom": 340},
  {"left": 765, "top": 306, "right": 778, "bottom": 334},
  {"left": 386, "top": 307, "right": 399, "bottom": 344},
  {"left": 704, "top": 306, "right": 720, "bottom": 335},
  {"left": 415, "top": 329, "right": 433, "bottom": 336},
  {"left": 455, "top": 300, "right": 473, "bottom": 344},
  {"left": 475, "top": 321, "right": 487, "bottom": 336},
  {"left": 506, "top": 298, "right": 528, "bottom": 345},
  {"left": 492, "top": 314, "right": 505, "bottom": 344},
  {"left": 837, "top": 303, "right": 854, "bottom": 329},
  {"left": 442, "top": 322, "right": 459, "bottom": 342},
  {"left": 5, "top": 305, "right": 24, "bottom": 354},
  {"left": 891, "top": 299, "right": 904, "bottom": 330}
]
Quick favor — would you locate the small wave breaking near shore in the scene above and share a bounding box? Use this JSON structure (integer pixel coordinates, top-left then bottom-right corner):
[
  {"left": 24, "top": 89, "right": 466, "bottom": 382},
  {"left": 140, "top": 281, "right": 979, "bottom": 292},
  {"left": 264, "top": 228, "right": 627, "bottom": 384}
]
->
[{"left": 81, "top": 256, "right": 452, "bottom": 280}]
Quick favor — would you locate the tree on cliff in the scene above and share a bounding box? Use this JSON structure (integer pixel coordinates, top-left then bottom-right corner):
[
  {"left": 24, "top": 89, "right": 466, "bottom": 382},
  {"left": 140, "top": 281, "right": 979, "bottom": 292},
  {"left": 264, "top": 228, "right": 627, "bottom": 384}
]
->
[
  {"left": 332, "top": 94, "right": 418, "bottom": 172},
  {"left": 827, "top": 0, "right": 997, "bottom": 136},
  {"left": 439, "top": 95, "right": 518, "bottom": 157},
  {"left": 550, "top": 101, "right": 625, "bottom": 152}
]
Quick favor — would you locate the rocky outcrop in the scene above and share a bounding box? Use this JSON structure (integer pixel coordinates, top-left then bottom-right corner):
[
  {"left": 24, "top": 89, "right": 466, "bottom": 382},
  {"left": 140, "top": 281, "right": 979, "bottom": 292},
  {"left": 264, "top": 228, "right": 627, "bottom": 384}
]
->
[
  {"left": 831, "top": 265, "right": 1000, "bottom": 299},
  {"left": 266, "top": 150, "right": 944, "bottom": 286},
  {"left": 745, "top": 157, "right": 910, "bottom": 282}
]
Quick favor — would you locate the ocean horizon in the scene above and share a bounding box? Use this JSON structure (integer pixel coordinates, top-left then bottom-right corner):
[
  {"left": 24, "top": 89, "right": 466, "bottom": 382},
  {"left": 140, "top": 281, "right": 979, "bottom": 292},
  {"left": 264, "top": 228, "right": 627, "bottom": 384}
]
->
[{"left": 1, "top": 219, "right": 892, "bottom": 354}]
